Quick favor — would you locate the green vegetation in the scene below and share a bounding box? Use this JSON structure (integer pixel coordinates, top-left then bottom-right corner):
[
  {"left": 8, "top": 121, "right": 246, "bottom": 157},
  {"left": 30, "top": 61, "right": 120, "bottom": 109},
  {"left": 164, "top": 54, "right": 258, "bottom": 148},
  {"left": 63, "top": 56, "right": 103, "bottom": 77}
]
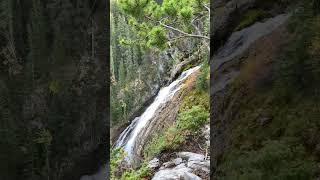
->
[
  {"left": 110, "top": 148, "right": 126, "bottom": 179},
  {"left": 235, "top": 10, "right": 268, "bottom": 31},
  {"left": 196, "top": 63, "right": 210, "bottom": 92},
  {"left": 120, "top": 163, "right": 151, "bottom": 180},
  {"left": 111, "top": 1, "right": 168, "bottom": 127},
  {"left": 111, "top": 0, "right": 209, "bottom": 131},
  {"left": 219, "top": 139, "right": 316, "bottom": 180},
  {"left": 118, "top": 0, "right": 209, "bottom": 50},
  {"left": 217, "top": 2, "right": 320, "bottom": 179},
  {"left": 111, "top": 0, "right": 210, "bottom": 178},
  {"left": 111, "top": 148, "right": 151, "bottom": 180}
]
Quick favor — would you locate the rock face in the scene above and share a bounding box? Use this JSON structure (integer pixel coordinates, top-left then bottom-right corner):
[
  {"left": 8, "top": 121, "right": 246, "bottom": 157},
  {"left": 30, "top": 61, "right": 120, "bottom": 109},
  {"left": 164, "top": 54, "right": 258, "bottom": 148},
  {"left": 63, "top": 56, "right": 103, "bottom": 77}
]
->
[
  {"left": 151, "top": 152, "right": 209, "bottom": 180},
  {"left": 211, "top": 13, "right": 290, "bottom": 94},
  {"left": 213, "top": 0, "right": 258, "bottom": 50},
  {"left": 211, "top": 12, "right": 291, "bottom": 175},
  {"left": 212, "top": 0, "right": 288, "bottom": 50}
]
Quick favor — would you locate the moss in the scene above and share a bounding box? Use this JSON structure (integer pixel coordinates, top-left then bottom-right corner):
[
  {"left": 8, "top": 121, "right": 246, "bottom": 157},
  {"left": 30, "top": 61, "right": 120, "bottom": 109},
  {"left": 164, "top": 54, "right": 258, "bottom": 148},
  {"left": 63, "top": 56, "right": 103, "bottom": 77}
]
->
[
  {"left": 49, "top": 80, "right": 60, "bottom": 94},
  {"left": 120, "top": 163, "right": 151, "bottom": 180},
  {"left": 235, "top": 10, "right": 268, "bottom": 31}
]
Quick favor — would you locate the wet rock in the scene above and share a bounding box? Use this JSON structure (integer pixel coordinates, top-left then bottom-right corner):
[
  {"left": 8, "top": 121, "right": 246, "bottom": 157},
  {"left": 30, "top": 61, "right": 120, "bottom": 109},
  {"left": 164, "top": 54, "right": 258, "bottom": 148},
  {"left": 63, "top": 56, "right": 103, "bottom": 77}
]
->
[
  {"left": 211, "top": 14, "right": 290, "bottom": 94},
  {"left": 148, "top": 158, "right": 160, "bottom": 169}
]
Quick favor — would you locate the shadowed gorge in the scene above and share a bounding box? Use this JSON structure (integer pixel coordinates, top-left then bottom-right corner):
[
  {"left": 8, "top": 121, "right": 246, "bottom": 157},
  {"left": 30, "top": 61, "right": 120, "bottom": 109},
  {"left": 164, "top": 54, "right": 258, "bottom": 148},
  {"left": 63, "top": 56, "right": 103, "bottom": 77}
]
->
[{"left": 0, "top": 1, "right": 108, "bottom": 179}]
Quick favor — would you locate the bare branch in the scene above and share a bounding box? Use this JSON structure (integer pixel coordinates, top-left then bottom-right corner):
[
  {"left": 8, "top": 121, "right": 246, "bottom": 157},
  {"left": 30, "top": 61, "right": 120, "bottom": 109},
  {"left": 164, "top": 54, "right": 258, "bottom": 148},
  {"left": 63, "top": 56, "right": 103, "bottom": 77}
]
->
[
  {"left": 159, "top": 21, "right": 210, "bottom": 40},
  {"left": 203, "top": 4, "right": 210, "bottom": 15}
]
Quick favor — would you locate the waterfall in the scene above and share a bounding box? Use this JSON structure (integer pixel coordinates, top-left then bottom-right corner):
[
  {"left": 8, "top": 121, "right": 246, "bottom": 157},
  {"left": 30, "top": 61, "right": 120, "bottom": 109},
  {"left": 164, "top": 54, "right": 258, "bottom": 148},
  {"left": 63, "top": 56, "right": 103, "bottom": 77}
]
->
[{"left": 115, "top": 66, "right": 200, "bottom": 161}]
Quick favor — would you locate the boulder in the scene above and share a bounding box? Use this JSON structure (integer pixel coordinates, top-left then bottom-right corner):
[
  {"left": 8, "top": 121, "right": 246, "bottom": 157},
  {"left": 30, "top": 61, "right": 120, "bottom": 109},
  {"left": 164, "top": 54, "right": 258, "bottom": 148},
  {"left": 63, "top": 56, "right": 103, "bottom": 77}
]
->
[
  {"left": 177, "top": 152, "right": 205, "bottom": 162},
  {"left": 148, "top": 158, "right": 160, "bottom": 169},
  {"left": 173, "top": 158, "right": 183, "bottom": 165},
  {"left": 152, "top": 163, "right": 201, "bottom": 180},
  {"left": 188, "top": 160, "right": 210, "bottom": 173}
]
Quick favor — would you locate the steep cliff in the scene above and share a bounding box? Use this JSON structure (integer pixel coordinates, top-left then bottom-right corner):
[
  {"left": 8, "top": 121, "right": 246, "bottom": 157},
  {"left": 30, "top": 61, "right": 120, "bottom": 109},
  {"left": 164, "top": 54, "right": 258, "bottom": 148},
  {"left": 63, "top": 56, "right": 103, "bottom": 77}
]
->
[
  {"left": 0, "top": 1, "right": 108, "bottom": 179},
  {"left": 211, "top": 0, "right": 320, "bottom": 179}
]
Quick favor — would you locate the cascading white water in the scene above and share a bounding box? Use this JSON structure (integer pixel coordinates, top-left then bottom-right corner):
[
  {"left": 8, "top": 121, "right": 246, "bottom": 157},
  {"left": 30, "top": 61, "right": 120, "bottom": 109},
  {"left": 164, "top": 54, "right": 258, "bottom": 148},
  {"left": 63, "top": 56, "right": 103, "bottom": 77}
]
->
[
  {"left": 115, "top": 66, "right": 200, "bottom": 160},
  {"left": 79, "top": 66, "right": 200, "bottom": 180}
]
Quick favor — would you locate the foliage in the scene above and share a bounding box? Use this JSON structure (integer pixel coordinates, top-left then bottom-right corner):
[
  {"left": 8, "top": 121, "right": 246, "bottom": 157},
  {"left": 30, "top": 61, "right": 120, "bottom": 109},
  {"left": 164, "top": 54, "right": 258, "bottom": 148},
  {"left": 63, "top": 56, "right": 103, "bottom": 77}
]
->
[
  {"left": 121, "top": 163, "right": 151, "bottom": 180},
  {"left": 177, "top": 105, "right": 209, "bottom": 133},
  {"left": 179, "top": 88, "right": 209, "bottom": 112},
  {"left": 218, "top": 140, "right": 317, "bottom": 180},
  {"left": 147, "top": 26, "right": 167, "bottom": 50},
  {"left": 111, "top": 148, "right": 151, "bottom": 180},
  {"left": 111, "top": 2, "right": 174, "bottom": 127},
  {"left": 111, "top": 148, "right": 127, "bottom": 180},
  {"left": 118, "top": 0, "right": 209, "bottom": 50},
  {"left": 196, "top": 63, "right": 210, "bottom": 92},
  {"left": 144, "top": 126, "right": 185, "bottom": 159},
  {"left": 235, "top": 10, "right": 268, "bottom": 31},
  {"left": 275, "top": 2, "right": 320, "bottom": 95}
]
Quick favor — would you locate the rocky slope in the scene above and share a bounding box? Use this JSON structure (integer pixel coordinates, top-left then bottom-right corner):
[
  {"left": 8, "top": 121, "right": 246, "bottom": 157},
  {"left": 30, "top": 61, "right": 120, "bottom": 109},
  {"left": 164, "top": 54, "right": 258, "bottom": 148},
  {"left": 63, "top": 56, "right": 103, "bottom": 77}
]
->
[{"left": 211, "top": 0, "right": 320, "bottom": 179}]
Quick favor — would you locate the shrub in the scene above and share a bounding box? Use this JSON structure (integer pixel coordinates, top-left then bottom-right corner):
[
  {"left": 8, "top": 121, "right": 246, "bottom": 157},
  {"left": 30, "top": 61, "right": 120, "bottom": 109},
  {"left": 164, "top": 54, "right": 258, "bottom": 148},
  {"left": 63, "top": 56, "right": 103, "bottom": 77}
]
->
[
  {"left": 121, "top": 163, "right": 151, "bottom": 180},
  {"left": 196, "top": 63, "right": 209, "bottom": 92},
  {"left": 177, "top": 105, "right": 209, "bottom": 133},
  {"left": 111, "top": 148, "right": 126, "bottom": 180},
  {"left": 144, "top": 126, "right": 185, "bottom": 159},
  {"left": 218, "top": 140, "right": 317, "bottom": 180}
]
